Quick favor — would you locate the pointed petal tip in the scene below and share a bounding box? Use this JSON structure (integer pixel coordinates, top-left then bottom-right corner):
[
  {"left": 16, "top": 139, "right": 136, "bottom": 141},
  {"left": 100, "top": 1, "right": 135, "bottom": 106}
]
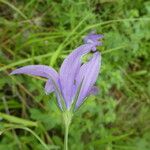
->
[
  {"left": 89, "top": 86, "right": 99, "bottom": 95},
  {"left": 10, "top": 71, "right": 16, "bottom": 75},
  {"left": 45, "top": 87, "right": 51, "bottom": 95}
]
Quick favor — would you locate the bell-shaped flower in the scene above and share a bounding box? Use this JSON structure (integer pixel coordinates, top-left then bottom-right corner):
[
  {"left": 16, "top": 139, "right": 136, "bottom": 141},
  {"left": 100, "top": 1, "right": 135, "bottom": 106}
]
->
[{"left": 10, "top": 33, "right": 103, "bottom": 111}]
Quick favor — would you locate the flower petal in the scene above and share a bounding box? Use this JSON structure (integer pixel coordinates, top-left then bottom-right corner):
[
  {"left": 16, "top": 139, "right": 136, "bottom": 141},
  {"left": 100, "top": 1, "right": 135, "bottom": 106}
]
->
[
  {"left": 45, "top": 79, "right": 54, "bottom": 94},
  {"left": 75, "top": 52, "right": 101, "bottom": 108},
  {"left": 10, "top": 65, "right": 58, "bottom": 79},
  {"left": 10, "top": 65, "right": 59, "bottom": 94},
  {"left": 59, "top": 44, "right": 96, "bottom": 109},
  {"left": 84, "top": 33, "right": 103, "bottom": 48}
]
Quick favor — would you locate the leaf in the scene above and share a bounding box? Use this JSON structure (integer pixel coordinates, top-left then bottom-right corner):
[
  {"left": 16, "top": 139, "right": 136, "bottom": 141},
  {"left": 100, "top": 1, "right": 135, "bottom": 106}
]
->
[{"left": 0, "top": 112, "right": 37, "bottom": 127}]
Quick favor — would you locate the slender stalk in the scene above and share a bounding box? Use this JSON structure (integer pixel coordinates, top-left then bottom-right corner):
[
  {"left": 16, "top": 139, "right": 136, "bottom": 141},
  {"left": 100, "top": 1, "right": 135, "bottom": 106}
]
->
[
  {"left": 64, "top": 121, "right": 69, "bottom": 150},
  {"left": 63, "top": 111, "right": 73, "bottom": 150}
]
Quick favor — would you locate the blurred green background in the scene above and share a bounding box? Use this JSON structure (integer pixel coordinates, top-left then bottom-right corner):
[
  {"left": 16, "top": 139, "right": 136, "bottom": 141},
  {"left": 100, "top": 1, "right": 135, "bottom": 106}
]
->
[{"left": 0, "top": 0, "right": 150, "bottom": 150}]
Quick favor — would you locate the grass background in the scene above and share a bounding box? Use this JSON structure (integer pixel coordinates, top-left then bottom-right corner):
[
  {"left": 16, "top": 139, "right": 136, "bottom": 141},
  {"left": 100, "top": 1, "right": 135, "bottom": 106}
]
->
[{"left": 0, "top": 0, "right": 150, "bottom": 149}]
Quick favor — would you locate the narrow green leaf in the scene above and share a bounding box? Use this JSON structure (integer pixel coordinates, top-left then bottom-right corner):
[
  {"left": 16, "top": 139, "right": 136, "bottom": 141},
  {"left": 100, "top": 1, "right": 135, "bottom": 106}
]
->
[
  {"left": 0, "top": 112, "right": 37, "bottom": 127},
  {"left": 0, "top": 125, "right": 56, "bottom": 150},
  {"left": 0, "top": 0, "right": 28, "bottom": 20}
]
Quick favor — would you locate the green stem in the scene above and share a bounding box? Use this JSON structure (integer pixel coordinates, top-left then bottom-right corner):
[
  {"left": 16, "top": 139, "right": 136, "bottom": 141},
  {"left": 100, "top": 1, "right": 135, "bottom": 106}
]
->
[
  {"left": 63, "top": 111, "right": 73, "bottom": 150},
  {"left": 64, "top": 121, "right": 69, "bottom": 150}
]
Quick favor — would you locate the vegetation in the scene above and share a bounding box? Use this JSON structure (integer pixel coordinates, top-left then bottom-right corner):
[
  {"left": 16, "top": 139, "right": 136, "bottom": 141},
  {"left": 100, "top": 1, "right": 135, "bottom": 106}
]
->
[{"left": 0, "top": 0, "right": 150, "bottom": 149}]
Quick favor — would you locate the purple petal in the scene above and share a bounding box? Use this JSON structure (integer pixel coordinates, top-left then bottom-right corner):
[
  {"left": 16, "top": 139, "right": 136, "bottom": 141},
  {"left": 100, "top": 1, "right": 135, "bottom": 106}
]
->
[
  {"left": 59, "top": 44, "right": 97, "bottom": 109},
  {"left": 84, "top": 33, "right": 103, "bottom": 48},
  {"left": 75, "top": 52, "right": 101, "bottom": 108},
  {"left": 10, "top": 65, "right": 58, "bottom": 79},
  {"left": 45, "top": 79, "right": 54, "bottom": 94},
  {"left": 10, "top": 65, "right": 59, "bottom": 94}
]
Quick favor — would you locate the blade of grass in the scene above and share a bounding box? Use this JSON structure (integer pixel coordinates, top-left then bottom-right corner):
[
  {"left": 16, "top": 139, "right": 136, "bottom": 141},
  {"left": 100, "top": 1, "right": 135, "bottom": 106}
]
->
[
  {"left": 0, "top": 45, "right": 126, "bottom": 72},
  {"left": 0, "top": 53, "right": 52, "bottom": 72},
  {"left": 64, "top": 17, "right": 150, "bottom": 48},
  {"left": 0, "top": 0, "right": 28, "bottom": 20},
  {"left": 16, "top": 35, "right": 63, "bottom": 51},
  {"left": 0, "top": 112, "right": 37, "bottom": 127},
  {"left": 83, "top": 17, "right": 150, "bottom": 32},
  {"left": 49, "top": 15, "right": 89, "bottom": 66},
  {"left": 0, "top": 125, "right": 59, "bottom": 150},
  {"left": 102, "top": 45, "right": 127, "bottom": 54}
]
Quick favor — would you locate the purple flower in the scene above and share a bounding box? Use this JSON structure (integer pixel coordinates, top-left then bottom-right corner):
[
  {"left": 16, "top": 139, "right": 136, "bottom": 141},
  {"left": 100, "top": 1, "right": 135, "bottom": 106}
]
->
[{"left": 10, "top": 33, "right": 103, "bottom": 111}]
